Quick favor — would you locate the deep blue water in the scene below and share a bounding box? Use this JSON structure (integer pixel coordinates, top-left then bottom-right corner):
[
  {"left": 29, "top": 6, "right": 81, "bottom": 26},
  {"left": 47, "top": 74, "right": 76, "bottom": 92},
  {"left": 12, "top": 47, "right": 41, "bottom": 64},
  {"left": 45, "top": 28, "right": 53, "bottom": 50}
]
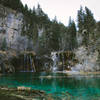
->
[{"left": 0, "top": 72, "right": 100, "bottom": 99}]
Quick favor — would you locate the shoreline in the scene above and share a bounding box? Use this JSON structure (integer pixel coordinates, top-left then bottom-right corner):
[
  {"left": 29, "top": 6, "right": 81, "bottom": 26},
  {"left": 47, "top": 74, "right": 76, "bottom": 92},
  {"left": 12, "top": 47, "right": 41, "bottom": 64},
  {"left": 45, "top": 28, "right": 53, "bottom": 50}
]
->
[
  {"left": 0, "top": 87, "right": 47, "bottom": 100},
  {"left": 55, "top": 70, "right": 100, "bottom": 76}
]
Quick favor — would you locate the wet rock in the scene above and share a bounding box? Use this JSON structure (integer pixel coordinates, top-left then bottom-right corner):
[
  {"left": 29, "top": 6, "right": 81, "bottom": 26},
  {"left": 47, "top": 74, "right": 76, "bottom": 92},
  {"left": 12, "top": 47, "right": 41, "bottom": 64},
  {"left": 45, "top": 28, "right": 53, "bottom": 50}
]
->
[
  {"left": 51, "top": 51, "right": 78, "bottom": 71},
  {"left": 17, "top": 86, "right": 31, "bottom": 91},
  {"left": 0, "top": 50, "right": 37, "bottom": 73},
  {"left": 35, "top": 55, "right": 53, "bottom": 72}
]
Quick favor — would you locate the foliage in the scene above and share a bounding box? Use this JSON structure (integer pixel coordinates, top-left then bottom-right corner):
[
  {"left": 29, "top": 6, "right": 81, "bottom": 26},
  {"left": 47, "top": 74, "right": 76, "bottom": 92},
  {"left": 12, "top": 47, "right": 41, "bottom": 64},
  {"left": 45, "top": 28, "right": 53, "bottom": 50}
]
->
[
  {"left": 84, "top": 7, "right": 96, "bottom": 34},
  {"left": 0, "top": 0, "right": 24, "bottom": 12},
  {"left": 67, "top": 17, "right": 77, "bottom": 50},
  {"left": 77, "top": 6, "right": 96, "bottom": 34},
  {"left": 77, "top": 6, "right": 96, "bottom": 46},
  {"left": 48, "top": 20, "right": 61, "bottom": 51},
  {"left": 1, "top": 0, "right": 99, "bottom": 55},
  {"left": 77, "top": 6, "right": 85, "bottom": 33}
]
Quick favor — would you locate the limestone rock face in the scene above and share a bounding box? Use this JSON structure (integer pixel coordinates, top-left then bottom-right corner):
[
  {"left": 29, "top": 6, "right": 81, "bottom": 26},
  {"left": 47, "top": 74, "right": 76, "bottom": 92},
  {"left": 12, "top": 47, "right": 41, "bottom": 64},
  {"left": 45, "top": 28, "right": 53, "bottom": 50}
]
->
[
  {"left": 74, "top": 46, "right": 99, "bottom": 72},
  {"left": 0, "top": 4, "right": 34, "bottom": 51},
  {"left": 0, "top": 4, "right": 24, "bottom": 49}
]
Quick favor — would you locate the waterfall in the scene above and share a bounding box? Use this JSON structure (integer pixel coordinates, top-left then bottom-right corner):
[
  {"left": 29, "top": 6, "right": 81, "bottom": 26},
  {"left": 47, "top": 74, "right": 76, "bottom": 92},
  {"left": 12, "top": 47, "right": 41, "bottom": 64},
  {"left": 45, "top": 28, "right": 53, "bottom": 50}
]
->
[
  {"left": 26, "top": 54, "right": 28, "bottom": 71},
  {"left": 22, "top": 54, "right": 35, "bottom": 72},
  {"left": 61, "top": 53, "right": 65, "bottom": 71},
  {"left": 23, "top": 54, "right": 26, "bottom": 71},
  {"left": 29, "top": 55, "right": 34, "bottom": 72},
  {"left": 22, "top": 54, "right": 27, "bottom": 72},
  {"left": 51, "top": 52, "right": 59, "bottom": 72}
]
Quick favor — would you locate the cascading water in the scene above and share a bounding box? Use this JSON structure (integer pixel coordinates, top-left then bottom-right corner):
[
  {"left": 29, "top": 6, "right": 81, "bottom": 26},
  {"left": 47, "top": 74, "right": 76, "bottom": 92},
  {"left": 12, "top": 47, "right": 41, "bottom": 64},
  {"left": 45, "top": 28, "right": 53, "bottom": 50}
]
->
[
  {"left": 51, "top": 52, "right": 59, "bottom": 72},
  {"left": 23, "top": 54, "right": 26, "bottom": 71},
  {"left": 26, "top": 54, "right": 28, "bottom": 71},
  {"left": 22, "top": 54, "right": 35, "bottom": 72},
  {"left": 29, "top": 55, "right": 34, "bottom": 72},
  {"left": 22, "top": 54, "right": 27, "bottom": 72}
]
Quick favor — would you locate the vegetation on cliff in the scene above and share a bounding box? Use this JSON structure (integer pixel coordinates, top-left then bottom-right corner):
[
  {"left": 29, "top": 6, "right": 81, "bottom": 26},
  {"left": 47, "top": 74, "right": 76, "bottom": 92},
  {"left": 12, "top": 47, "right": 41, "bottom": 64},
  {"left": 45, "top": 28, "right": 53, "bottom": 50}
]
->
[
  {"left": 0, "top": 0, "right": 100, "bottom": 72},
  {"left": 0, "top": 0, "right": 77, "bottom": 54},
  {"left": 0, "top": 0, "right": 99, "bottom": 52}
]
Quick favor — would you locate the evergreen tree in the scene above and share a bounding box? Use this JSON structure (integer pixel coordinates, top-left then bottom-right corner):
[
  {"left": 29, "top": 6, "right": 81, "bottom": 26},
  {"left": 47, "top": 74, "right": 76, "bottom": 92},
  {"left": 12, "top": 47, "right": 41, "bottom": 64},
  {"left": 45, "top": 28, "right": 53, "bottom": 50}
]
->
[
  {"left": 77, "top": 6, "right": 96, "bottom": 46},
  {"left": 84, "top": 7, "right": 96, "bottom": 34},
  {"left": 77, "top": 6, "right": 85, "bottom": 33},
  {"left": 0, "top": 0, "right": 23, "bottom": 12},
  {"left": 49, "top": 20, "right": 61, "bottom": 51},
  {"left": 33, "top": 24, "right": 38, "bottom": 45},
  {"left": 67, "top": 17, "right": 77, "bottom": 50},
  {"left": 24, "top": 4, "right": 28, "bottom": 14},
  {"left": 77, "top": 6, "right": 96, "bottom": 34},
  {"left": 58, "top": 22, "right": 67, "bottom": 50}
]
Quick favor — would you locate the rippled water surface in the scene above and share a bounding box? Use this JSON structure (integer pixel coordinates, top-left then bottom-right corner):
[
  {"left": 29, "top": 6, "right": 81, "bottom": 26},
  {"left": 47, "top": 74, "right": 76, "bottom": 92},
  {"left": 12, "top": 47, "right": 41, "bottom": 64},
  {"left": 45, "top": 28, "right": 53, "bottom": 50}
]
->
[{"left": 0, "top": 72, "right": 100, "bottom": 100}]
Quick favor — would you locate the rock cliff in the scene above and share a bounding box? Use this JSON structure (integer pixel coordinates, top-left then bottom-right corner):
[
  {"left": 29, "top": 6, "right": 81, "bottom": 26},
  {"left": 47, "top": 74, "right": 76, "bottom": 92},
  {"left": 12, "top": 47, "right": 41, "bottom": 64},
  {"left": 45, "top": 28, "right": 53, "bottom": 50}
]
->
[
  {"left": 0, "top": 4, "right": 23, "bottom": 49},
  {"left": 0, "top": 4, "right": 100, "bottom": 73},
  {"left": 0, "top": 4, "right": 34, "bottom": 51}
]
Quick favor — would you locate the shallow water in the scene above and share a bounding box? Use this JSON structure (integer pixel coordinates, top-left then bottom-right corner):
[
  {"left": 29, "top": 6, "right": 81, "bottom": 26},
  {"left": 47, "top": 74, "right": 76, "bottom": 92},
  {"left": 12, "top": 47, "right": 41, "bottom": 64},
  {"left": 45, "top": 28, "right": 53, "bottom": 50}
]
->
[{"left": 0, "top": 72, "right": 100, "bottom": 99}]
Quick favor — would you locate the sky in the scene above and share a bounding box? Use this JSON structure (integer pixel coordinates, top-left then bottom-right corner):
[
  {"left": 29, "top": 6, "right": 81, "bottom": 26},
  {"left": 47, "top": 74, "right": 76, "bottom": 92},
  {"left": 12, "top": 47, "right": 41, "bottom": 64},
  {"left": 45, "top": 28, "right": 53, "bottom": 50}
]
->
[{"left": 21, "top": 0, "right": 100, "bottom": 26}]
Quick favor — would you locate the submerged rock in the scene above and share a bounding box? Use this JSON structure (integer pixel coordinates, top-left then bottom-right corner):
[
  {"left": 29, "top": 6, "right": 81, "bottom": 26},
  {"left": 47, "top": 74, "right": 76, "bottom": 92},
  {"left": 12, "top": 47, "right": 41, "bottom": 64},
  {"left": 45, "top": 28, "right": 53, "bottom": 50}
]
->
[
  {"left": 17, "top": 86, "right": 31, "bottom": 91},
  {"left": 0, "top": 87, "right": 47, "bottom": 100}
]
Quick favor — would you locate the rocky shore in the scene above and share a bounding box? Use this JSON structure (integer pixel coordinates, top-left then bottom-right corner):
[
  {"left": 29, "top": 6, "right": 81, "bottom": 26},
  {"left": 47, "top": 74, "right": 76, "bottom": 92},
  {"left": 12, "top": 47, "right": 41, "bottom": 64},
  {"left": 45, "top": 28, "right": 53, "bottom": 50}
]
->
[
  {"left": 60, "top": 70, "right": 100, "bottom": 76},
  {"left": 0, "top": 86, "right": 73, "bottom": 100},
  {"left": 0, "top": 86, "right": 47, "bottom": 100}
]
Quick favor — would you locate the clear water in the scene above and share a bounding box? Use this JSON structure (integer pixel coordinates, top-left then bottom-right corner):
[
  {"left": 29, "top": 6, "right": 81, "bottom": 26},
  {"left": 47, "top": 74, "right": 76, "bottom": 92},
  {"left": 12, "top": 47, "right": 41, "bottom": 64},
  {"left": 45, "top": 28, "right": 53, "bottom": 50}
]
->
[{"left": 0, "top": 72, "right": 100, "bottom": 100}]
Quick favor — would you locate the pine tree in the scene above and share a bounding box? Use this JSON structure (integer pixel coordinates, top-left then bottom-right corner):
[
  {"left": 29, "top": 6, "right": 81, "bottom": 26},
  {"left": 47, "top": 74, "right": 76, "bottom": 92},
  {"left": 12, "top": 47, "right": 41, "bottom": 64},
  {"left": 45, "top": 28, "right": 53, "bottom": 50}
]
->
[
  {"left": 84, "top": 7, "right": 96, "bottom": 34},
  {"left": 0, "top": 0, "right": 23, "bottom": 12},
  {"left": 77, "top": 6, "right": 96, "bottom": 34},
  {"left": 49, "top": 19, "right": 61, "bottom": 51},
  {"left": 77, "top": 6, "right": 85, "bottom": 33},
  {"left": 67, "top": 17, "right": 77, "bottom": 50},
  {"left": 24, "top": 4, "right": 28, "bottom": 13},
  {"left": 77, "top": 6, "right": 96, "bottom": 46},
  {"left": 33, "top": 24, "right": 38, "bottom": 45}
]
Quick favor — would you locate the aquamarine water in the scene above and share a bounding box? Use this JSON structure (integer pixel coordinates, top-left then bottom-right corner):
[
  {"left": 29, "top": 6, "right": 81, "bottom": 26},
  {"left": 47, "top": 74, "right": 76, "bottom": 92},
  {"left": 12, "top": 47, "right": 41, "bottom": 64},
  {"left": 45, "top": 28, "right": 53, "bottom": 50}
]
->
[{"left": 0, "top": 72, "right": 100, "bottom": 99}]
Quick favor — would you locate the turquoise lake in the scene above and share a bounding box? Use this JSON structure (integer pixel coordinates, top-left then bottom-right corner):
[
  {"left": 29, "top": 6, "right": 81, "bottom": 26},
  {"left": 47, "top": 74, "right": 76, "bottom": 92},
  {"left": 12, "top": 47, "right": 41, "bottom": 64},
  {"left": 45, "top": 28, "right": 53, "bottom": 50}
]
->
[{"left": 0, "top": 72, "right": 100, "bottom": 100}]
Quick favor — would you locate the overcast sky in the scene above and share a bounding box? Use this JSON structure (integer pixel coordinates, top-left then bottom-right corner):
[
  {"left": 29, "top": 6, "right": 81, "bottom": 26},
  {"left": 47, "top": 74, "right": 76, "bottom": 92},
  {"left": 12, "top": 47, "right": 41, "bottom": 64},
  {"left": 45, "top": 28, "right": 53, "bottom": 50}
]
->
[{"left": 21, "top": 0, "right": 100, "bottom": 26}]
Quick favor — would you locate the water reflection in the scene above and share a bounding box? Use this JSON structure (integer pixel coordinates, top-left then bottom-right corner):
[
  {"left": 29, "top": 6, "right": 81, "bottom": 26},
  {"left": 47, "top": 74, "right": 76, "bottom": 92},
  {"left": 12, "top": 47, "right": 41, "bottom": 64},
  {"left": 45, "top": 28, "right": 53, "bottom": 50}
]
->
[{"left": 0, "top": 72, "right": 100, "bottom": 99}]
